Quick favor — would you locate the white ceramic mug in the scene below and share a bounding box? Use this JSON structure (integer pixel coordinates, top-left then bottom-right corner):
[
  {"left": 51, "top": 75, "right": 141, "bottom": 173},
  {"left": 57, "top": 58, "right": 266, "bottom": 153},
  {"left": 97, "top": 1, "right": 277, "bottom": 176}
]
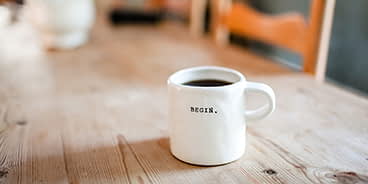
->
[
  {"left": 26, "top": 0, "right": 95, "bottom": 49},
  {"left": 168, "top": 66, "right": 275, "bottom": 166}
]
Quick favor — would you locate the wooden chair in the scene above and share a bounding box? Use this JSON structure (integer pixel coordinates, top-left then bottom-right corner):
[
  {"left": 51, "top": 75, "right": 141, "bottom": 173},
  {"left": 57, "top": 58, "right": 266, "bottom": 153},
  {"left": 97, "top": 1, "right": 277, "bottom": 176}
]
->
[{"left": 210, "top": 0, "right": 335, "bottom": 80}]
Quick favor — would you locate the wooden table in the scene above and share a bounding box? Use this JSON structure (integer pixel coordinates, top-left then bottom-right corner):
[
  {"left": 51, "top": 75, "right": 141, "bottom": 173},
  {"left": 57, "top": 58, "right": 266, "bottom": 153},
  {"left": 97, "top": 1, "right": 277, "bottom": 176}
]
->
[{"left": 0, "top": 3, "right": 368, "bottom": 183}]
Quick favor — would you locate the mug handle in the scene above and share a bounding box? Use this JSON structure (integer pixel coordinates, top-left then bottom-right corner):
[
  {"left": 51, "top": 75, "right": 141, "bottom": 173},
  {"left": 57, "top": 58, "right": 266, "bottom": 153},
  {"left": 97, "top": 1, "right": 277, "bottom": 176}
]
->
[{"left": 244, "top": 82, "right": 276, "bottom": 121}]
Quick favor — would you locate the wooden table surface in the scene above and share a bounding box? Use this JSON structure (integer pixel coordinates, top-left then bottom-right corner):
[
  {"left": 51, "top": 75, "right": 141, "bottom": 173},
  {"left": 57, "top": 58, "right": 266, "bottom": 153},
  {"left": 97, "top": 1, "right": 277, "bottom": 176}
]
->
[{"left": 1, "top": 3, "right": 368, "bottom": 184}]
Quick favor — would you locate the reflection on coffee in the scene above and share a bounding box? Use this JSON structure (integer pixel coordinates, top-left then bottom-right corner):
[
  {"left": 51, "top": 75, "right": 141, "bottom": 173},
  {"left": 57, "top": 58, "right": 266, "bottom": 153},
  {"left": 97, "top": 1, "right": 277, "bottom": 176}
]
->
[{"left": 183, "top": 79, "right": 232, "bottom": 87}]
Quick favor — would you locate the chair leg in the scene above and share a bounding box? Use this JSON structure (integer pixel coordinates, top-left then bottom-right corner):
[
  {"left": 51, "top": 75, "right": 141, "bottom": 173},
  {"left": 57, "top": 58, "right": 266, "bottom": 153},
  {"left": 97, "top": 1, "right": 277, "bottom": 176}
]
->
[
  {"left": 190, "top": 0, "right": 207, "bottom": 37},
  {"left": 315, "top": 0, "right": 335, "bottom": 82},
  {"left": 211, "top": 0, "right": 232, "bottom": 46}
]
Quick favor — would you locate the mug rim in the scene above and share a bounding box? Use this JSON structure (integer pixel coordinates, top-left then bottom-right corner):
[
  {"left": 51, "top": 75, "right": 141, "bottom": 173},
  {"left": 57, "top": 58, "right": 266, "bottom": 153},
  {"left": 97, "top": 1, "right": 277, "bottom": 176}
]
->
[{"left": 168, "top": 66, "right": 246, "bottom": 89}]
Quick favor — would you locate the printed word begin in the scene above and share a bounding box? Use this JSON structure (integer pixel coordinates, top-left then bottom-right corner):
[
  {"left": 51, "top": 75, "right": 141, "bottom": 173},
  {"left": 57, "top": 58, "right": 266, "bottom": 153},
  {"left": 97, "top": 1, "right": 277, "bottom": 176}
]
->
[{"left": 190, "top": 107, "right": 217, "bottom": 113}]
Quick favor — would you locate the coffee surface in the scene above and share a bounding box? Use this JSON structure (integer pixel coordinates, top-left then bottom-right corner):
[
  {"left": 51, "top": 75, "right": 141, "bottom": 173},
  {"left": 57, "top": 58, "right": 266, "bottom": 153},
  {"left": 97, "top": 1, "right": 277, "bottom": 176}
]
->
[{"left": 182, "top": 79, "right": 233, "bottom": 87}]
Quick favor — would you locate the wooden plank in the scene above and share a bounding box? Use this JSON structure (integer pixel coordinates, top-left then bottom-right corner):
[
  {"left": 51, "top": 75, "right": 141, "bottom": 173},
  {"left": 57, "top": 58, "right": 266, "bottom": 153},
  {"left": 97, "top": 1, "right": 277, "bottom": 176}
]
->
[
  {"left": 211, "top": 0, "right": 326, "bottom": 76},
  {"left": 223, "top": 3, "right": 308, "bottom": 53},
  {"left": 315, "top": 0, "right": 336, "bottom": 82}
]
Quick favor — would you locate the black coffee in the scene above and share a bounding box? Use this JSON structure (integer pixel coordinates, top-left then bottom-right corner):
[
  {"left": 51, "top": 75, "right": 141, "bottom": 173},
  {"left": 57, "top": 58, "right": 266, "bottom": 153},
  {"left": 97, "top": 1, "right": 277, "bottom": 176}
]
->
[{"left": 183, "top": 79, "right": 233, "bottom": 87}]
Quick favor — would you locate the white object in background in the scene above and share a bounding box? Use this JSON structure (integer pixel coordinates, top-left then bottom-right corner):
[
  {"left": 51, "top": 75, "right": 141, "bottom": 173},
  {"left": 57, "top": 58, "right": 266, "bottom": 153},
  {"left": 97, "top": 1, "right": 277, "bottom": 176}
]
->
[
  {"left": 26, "top": 0, "right": 95, "bottom": 49},
  {"left": 168, "top": 66, "right": 275, "bottom": 166},
  {"left": 0, "top": 6, "right": 11, "bottom": 27}
]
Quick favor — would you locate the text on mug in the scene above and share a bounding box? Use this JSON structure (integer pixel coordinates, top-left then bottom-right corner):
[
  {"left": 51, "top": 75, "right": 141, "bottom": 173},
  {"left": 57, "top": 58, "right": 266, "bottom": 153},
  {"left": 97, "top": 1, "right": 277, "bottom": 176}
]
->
[{"left": 190, "top": 107, "right": 217, "bottom": 113}]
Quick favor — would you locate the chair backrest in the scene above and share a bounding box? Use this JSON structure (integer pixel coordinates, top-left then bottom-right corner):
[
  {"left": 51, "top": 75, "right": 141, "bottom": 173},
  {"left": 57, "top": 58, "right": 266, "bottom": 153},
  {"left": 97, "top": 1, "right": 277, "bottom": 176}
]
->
[{"left": 211, "top": 0, "right": 326, "bottom": 74}]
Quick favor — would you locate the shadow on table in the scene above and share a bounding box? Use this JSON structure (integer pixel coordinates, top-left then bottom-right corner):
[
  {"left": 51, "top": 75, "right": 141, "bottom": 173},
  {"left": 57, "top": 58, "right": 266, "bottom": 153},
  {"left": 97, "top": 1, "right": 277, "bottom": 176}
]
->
[{"left": 17, "top": 136, "right": 214, "bottom": 183}]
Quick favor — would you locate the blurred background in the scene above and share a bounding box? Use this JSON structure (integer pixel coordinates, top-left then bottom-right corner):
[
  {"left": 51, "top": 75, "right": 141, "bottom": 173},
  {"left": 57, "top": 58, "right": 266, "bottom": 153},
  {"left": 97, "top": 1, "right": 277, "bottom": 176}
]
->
[
  {"left": 238, "top": 0, "right": 368, "bottom": 96},
  {"left": 0, "top": 0, "right": 367, "bottom": 96}
]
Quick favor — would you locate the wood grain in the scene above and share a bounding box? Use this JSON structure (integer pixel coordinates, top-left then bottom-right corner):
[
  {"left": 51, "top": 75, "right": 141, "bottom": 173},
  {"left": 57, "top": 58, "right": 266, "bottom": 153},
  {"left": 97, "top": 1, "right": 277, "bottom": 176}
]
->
[{"left": 0, "top": 1, "right": 367, "bottom": 183}]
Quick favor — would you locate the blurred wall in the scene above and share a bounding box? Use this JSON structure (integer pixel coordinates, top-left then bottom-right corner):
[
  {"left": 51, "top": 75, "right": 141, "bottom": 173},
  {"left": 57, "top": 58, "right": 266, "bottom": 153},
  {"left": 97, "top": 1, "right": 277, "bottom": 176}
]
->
[{"left": 325, "top": 0, "right": 368, "bottom": 95}]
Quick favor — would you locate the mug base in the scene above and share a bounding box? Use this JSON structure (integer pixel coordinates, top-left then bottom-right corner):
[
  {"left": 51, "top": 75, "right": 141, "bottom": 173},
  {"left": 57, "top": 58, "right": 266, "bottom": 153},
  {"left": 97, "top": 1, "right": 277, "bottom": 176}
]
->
[{"left": 170, "top": 151, "right": 243, "bottom": 166}]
